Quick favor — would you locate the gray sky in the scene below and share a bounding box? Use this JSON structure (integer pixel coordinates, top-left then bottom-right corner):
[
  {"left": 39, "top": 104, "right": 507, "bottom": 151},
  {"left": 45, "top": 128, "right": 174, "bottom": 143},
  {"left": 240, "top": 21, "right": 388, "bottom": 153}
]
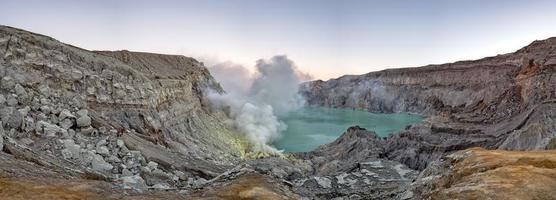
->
[{"left": 2, "top": 0, "right": 556, "bottom": 79}]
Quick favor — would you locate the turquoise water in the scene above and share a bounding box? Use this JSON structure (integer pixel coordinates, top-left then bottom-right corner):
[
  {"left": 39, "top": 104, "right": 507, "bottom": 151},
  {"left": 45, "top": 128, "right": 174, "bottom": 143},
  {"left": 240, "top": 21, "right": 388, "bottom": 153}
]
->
[{"left": 272, "top": 107, "right": 423, "bottom": 152}]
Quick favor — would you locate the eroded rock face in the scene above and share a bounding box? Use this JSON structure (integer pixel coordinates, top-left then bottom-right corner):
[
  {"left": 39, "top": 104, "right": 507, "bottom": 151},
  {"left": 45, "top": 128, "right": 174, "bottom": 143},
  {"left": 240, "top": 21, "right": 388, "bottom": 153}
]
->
[
  {"left": 292, "top": 127, "right": 418, "bottom": 199},
  {"left": 411, "top": 148, "right": 556, "bottom": 200},
  {"left": 498, "top": 102, "right": 556, "bottom": 150},
  {"left": 301, "top": 37, "right": 556, "bottom": 170},
  {"left": 302, "top": 126, "right": 385, "bottom": 175},
  {"left": 0, "top": 25, "right": 246, "bottom": 191},
  {"left": 302, "top": 40, "right": 556, "bottom": 122}
]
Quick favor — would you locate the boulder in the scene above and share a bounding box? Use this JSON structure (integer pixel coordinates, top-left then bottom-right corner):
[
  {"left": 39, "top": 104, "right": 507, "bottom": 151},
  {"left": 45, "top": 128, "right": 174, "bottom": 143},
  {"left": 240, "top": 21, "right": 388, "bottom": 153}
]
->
[
  {"left": 141, "top": 169, "right": 174, "bottom": 187},
  {"left": 59, "top": 118, "right": 74, "bottom": 130},
  {"left": 70, "top": 70, "right": 83, "bottom": 80},
  {"left": 6, "top": 95, "right": 17, "bottom": 106},
  {"left": 190, "top": 177, "right": 208, "bottom": 188},
  {"left": 58, "top": 109, "right": 75, "bottom": 120},
  {"left": 314, "top": 177, "right": 331, "bottom": 188},
  {"left": 96, "top": 146, "right": 110, "bottom": 156},
  {"left": 105, "top": 155, "right": 121, "bottom": 163},
  {"left": 146, "top": 161, "right": 159, "bottom": 171},
  {"left": 37, "top": 84, "right": 50, "bottom": 97},
  {"left": 18, "top": 106, "right": 30, "bottom": 116},
  {"left": 76, "top": 109, "right": 88, "bottom": 117},
  {"left": 80, "top": 126, "right": 95, "bottom": 135},
  {"left": 5, "top": 108, "right": 24, "bottom": 130},
  {"left": 36, "top": 121, "right": 67, "bottom": 137},
  {"left": 39, "top": 105, "right": 52, "bottom": 114},
  {"left": 1, "top": 76, "right": 15, "bottom": 90},
  {"left": 91, "top": 154, "right": 113, "bottom": 172},
  {"left": 76, "top": 116, "right": 91, "bottom": 127},
  {"left": 119, "top": 175, "right": 147, "bottom": 191},
  {"left": 96, "top": 139, "right": 107, "bottom": 147},
  {"left": 173, "top": 170, "right": 187, "bottom": 181},
  {"left": 14, "top": 84, "right": 26, "bottom": 95},
  {"left": 23, "top": 116, "right": 35, "bottom": 133},
  {"left": 60, "top": 139, "right": 81, "bottom": 160},
  {"left": 116, "top": 139, "right": 125, "bottom": 148},
  {"left": 0, "top": 107, "right": 14, "bottom": 122},
  {"left": 122, "top": 168, "right": 133, "bottom": 176}
]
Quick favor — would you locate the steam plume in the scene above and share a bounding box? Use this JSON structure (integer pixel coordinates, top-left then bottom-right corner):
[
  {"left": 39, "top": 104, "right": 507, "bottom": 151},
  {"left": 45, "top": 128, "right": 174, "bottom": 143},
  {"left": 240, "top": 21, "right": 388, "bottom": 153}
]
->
[{"left": 207, "top": 55, "right": 311, "bottom": 152}]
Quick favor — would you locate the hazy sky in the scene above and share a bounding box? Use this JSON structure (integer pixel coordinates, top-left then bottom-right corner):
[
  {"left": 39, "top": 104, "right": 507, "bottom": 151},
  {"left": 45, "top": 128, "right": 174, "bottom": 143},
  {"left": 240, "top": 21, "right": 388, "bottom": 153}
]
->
[{"left": 2, "top": 0, "right": 556, "bottom": 79}]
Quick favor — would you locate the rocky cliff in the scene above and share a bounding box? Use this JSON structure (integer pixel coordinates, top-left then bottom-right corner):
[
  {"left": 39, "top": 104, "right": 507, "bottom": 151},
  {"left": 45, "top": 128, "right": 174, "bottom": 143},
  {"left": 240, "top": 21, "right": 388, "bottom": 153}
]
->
[
  {"left": 302, "top": 39, "right": 556, "bottom": 121},
  {"left": 0, "top": 25, "right": 247, "bottom": 191},
  {"left": 302, "top": 37, "right": 556, "bottom": 170}
]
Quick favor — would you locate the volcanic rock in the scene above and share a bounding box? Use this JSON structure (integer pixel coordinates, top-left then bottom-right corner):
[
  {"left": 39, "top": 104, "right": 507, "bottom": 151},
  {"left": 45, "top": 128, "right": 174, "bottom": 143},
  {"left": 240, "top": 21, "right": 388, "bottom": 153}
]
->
[
  {"left": 411, "top": 148, "right": 556, "bottom": 199},
  {"left": 301, "top": 37, "right": 556, "bottom": 170}
]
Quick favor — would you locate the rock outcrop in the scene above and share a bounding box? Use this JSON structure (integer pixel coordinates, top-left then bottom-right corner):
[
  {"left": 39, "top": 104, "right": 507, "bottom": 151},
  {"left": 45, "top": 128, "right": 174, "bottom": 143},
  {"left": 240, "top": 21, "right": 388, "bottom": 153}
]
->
[
  {"left": 301, "top": 37, "right": 556, "bottom": 170},
  {"left": 293, "top": 127, "right": 418, "bottom": 199},
  {"left": 302, "top": 39, "right": 556, "bottom": 121},
  {"left": 412, "top": 148, "right": 556, "bottom": 200},
  {"left": 0, "top": 25, "right": 246, "bottom": 192}
]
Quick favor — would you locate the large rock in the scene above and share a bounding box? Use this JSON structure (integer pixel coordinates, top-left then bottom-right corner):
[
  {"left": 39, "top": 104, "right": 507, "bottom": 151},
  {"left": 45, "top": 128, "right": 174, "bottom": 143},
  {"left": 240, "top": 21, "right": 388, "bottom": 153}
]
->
[
  {"left": 293, "top": 126, "right": 418, "bottom": 199},
  {"left": 36, "top": 120, "right": 67, "bottom": 137},
  {"left": 76, "top": 115, "right": 91, "bottom": 127},
  {"left": 58, "top": 109, "right": 75, "bottom": 120},
  {"left": 118, "top": 175, "right": 148, "bottom": 192},
  {"left": 91, "top": 154, "right": 113, "bottom": 172},
  {"left": 96, "top": 145, "right": 110, "bottom": 155},
  {"left": 5, "top": 95, "right": 17, "bottom": 106},
  {"left": 14, "top": 84, "right": 26, "bottom": 95},
  {"left": 0, "top": 107, "right": 26, "bottom": 131},
  {"left": 303, "top": 126, "right": 385, "bottom": 175},
  {"left": 60, "top": 139, "right": 81, "bottom": 160},
  {"left": 1, "top": 76, "right": 15, "bottom": 90}
]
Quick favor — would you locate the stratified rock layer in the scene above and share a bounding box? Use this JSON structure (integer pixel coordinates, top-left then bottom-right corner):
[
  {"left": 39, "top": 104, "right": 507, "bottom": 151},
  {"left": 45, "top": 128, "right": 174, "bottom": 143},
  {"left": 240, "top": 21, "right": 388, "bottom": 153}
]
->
[
  {"left": 0, "top": 25, "right": 246, "bottom": 190},
  {"left": 301, "top": 37, "right": 556, "bottom": 170}
]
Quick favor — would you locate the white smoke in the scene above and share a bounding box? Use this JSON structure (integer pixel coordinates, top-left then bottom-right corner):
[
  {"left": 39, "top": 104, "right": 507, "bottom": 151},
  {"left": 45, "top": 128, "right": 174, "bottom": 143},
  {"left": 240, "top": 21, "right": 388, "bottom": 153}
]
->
[
  {"left": 207, "top": 55, "right": 311, "bottom": 153},
  {"left": 250, "top": 57, "right": 307, "bottom": 116},
  {"left": 208, "top": 61, "right": 253, "bottom": 95}
]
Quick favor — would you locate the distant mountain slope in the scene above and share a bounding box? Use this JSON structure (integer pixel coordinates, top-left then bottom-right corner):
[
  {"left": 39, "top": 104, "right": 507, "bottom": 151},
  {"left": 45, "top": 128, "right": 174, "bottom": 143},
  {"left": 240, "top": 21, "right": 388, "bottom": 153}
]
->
[{"left": 303, "top": 37, "right": 556, "bottom": 122}]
